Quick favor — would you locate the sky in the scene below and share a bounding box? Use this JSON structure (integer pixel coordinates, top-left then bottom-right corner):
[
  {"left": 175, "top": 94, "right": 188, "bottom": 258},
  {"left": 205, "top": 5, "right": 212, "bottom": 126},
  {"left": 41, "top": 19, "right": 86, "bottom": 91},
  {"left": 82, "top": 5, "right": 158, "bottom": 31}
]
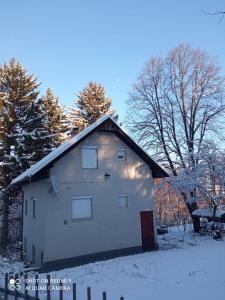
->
[{"left": 0, "top": 0, "right": 224, "bottom": 122}]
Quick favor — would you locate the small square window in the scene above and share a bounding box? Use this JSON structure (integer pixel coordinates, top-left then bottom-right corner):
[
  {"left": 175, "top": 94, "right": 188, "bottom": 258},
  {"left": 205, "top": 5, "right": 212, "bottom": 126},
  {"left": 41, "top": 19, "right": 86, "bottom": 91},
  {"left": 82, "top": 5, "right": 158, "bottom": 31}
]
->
[
  {"left": 119, "top": 195, "right": 128, "bottom": 208},
  {"left": 72, "top": 196, "right": 92, "bottom": 220},
  {"left": 117, "top": 149, "right": 126, "bottom": 160}
]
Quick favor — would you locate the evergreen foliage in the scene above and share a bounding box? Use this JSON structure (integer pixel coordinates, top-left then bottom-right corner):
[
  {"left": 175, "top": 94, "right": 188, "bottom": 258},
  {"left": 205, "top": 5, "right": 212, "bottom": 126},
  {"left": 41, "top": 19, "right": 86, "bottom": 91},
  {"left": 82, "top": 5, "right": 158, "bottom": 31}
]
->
[
  {"left": 70, "top": 81, "right": 117, "bottom": 133},
  {"left": 0, "top": 59, "right": 67, "bottom": 250},
  {"left": 0, "top": 59, "right": 42, "bottom": 249},
  {"left": 41, "top": 88, "right": 69, "bottom": 152},
  {"left": 0, "top": 59, "right": 43, "bottom": 185}
]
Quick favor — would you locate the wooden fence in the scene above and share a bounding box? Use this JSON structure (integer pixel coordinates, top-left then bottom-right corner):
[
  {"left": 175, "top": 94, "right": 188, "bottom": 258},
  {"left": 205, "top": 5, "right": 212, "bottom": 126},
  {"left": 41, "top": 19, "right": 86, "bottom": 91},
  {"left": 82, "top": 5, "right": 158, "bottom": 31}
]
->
[{"left": 0, "top": 272, "right": 125, "bottom": 300}]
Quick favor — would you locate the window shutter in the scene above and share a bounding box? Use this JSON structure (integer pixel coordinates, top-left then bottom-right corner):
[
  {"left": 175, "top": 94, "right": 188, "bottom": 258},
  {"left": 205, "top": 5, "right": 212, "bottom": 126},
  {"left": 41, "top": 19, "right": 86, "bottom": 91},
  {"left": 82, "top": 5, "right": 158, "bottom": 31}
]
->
[
  {"left": 72, "top": 196, "right": 92, "bottom": 219},
  {"left": 82, "top": 147, "right": 97, "bottom": 168}
]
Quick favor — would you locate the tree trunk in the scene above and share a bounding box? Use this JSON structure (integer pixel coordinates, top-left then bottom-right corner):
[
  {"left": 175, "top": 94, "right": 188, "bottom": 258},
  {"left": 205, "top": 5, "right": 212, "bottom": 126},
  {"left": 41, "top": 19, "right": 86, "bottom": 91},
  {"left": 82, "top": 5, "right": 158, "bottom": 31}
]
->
[
  {"left": 181, "top": 192, "right": 200, "bottom": 233},
  {"left": 0, "top": 194, "right": 9, "bottom": 252},
  {"left": 192, "top": 215, "right": 200, "bottom": 233},
  {"left": 186, "top": 202, "right": 200, "bottom": 233}
]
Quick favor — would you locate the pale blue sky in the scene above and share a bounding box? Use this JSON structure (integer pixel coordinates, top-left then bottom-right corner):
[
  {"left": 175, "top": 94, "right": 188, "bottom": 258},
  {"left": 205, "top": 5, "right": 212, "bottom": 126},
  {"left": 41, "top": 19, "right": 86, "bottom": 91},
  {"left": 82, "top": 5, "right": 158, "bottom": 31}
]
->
[{"left": 0, "top": 0, "right": 224, "bottom": 121}]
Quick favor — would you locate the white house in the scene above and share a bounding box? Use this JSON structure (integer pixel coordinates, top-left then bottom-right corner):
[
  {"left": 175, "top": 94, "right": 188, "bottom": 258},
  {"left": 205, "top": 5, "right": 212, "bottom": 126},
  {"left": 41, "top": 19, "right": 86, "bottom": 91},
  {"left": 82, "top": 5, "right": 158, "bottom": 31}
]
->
[{"left": 11, "top": 116, "right": 168, "bottom": 267}]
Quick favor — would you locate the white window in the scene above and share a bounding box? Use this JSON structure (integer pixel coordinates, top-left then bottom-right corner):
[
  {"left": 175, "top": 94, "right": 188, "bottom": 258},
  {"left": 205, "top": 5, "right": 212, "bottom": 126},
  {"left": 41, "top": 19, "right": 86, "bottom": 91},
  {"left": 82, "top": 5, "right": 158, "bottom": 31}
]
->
[
  {"left": 117, "top": 149, "right": 126, "bottom": 160},
  {"left": 119, "top": 195, "right": 128, "bottom": 208},
  {"left": 82, "top": 146, "right": 98, "bottom": 168},
  {"left": 72, "top": 196, "right": 92, "bottom": 220}
]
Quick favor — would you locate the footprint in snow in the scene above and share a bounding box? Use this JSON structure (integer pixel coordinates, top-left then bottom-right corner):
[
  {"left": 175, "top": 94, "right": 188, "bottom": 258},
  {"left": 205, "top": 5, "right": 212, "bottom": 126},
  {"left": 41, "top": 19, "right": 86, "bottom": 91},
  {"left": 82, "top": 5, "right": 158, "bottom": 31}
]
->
[
  {"left": 188, "top": 270, "right": 206, "bottom": 277},
  {"left": 132, "top": 263, "right": 139, "bottom": 269},
  {"left": 130, "top": 272, "right": 147, "bottom": 279}
]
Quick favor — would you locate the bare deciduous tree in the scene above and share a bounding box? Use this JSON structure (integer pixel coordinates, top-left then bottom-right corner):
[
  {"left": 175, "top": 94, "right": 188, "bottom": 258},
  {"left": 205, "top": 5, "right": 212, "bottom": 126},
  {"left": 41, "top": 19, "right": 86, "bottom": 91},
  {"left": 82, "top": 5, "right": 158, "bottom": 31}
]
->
[{"left": 126, "top": 44, "right": 225, "bottom": 229}]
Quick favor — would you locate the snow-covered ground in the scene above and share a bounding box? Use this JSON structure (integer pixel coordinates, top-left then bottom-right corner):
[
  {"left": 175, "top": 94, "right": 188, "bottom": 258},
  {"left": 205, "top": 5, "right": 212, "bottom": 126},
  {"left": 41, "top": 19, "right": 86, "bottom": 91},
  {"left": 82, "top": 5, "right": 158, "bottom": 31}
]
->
[{"left": 0, "top": 226, "right": 225, "bottom": 300}]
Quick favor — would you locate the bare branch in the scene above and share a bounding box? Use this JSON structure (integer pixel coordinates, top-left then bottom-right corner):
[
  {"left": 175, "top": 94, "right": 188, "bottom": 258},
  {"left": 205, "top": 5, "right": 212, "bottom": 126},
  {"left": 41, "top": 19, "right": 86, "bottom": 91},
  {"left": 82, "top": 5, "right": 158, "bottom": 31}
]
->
[
  {"left": 202, "top": 9, "right": 225, "bottom": 23},
  {"left": 126, "top": 44, "right": 225, "bottom": 172}
]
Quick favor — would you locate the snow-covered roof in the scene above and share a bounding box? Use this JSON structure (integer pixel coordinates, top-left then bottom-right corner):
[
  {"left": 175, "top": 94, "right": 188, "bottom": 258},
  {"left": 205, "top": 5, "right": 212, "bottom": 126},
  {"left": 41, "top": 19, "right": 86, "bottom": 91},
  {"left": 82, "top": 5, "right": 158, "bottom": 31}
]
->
[
  {"left": 11, "top": 115, "right": 168, "bottom": 186},
  {"left": 192, "top": 208, "right": 225, "bottom": 218}
]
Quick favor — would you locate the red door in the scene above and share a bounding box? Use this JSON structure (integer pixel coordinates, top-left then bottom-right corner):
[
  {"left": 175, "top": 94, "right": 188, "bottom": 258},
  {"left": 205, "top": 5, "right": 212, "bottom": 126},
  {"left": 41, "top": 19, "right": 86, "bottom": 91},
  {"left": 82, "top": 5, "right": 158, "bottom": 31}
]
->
[{"left": 140, "top": 211, "right": 155, "bottom": 251}]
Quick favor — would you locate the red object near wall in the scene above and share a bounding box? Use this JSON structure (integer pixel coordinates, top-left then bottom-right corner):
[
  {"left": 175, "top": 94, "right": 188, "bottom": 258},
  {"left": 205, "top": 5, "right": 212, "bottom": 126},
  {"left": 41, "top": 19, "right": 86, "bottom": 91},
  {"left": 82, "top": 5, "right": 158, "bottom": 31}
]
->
[{"left": 140, "top": 211, "right": 155, "bottom": 251}]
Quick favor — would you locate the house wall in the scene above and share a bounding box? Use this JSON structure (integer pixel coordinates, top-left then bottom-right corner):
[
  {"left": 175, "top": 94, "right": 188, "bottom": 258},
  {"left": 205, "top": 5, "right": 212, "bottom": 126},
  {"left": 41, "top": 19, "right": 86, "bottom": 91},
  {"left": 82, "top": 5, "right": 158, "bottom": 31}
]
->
[
  {"left": 0, "top": 215, "right": 2, "bottom": 241},
  {"left": 23, "top": 131, "right": 157, "bottom": 265},
  {"left": 23, "top": 180, "right": 47, "bottom": 265}
]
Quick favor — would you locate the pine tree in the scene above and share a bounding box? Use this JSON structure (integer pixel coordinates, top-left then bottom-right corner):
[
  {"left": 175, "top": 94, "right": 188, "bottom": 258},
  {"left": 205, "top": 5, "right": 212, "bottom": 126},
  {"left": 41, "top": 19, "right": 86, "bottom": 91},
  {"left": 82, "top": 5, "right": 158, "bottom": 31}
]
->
[
  {"left": 0, "top": 59, "right": 54, "bottom": 250},
  {"left": 0, "top": 59, "right": 41, "bottom": 182},
  {"left": 40, "top": 88, "right": 69, "bottom": 152},
  {"left": 69, "top": 81, "right": 118, "bottom": 133}
]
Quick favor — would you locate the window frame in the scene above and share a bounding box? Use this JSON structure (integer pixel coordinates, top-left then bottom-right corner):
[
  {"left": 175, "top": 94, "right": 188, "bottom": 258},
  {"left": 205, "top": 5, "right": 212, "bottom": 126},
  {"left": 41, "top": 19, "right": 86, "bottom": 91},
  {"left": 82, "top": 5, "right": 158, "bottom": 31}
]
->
[
  {"left": 71, "top": 196, "right": 93, "bottom": 221},
  {"left": 117, "top": 148, "right": 126, "bottom": 161},
  {"left": 82, "top": 146, "right": 98, "bottom": 169},
  {"left": 118, "top": 195, "right": 128, "bottom": 208}
]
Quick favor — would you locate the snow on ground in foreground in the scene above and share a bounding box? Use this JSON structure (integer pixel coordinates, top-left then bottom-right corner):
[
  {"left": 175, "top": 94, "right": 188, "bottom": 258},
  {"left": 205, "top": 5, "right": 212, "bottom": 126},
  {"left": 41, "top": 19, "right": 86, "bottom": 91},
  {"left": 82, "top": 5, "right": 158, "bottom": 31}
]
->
[
  {"left": 0, "top": 257, "right": 23, "bottom": 279},
  {"left": 35, "top": 227, "right": 225, "bottom": 300},
  {"left": 1, "top": 227, "right": 225, "bottom": 300}
]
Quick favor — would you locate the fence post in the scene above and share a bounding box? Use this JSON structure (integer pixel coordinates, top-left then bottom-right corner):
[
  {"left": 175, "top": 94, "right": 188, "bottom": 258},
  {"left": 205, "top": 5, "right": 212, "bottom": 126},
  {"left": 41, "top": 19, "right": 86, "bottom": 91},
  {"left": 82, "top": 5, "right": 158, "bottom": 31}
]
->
[
  {"left": 4, "top": 273, "right": 8, "bottom": 300},
  {"left": 35, "top": 273, "right": 39, "bottom": 300},
  {"left": 24, "top": 273, "right": 28, "bottom": 299},
  {"left": 72, "top": 283, "right": 76, "bottom": 300},
  {"left": 14, "top": 273, "right": 19, "bottom": 300},
  {"left": 103, "top": 291, "right": 107, "bottom": 300},
  {"left": 59, "top": 279, "right": 63, "bottom": 300},
  {"left": 47, "top": 274, "right": 51, "bottom": 300},
  {"left": 87, "top": 287, "right": 91, "bottom": 300},
  {"left": 4, "top": 273, "right": 8, "bottom": 292}
]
